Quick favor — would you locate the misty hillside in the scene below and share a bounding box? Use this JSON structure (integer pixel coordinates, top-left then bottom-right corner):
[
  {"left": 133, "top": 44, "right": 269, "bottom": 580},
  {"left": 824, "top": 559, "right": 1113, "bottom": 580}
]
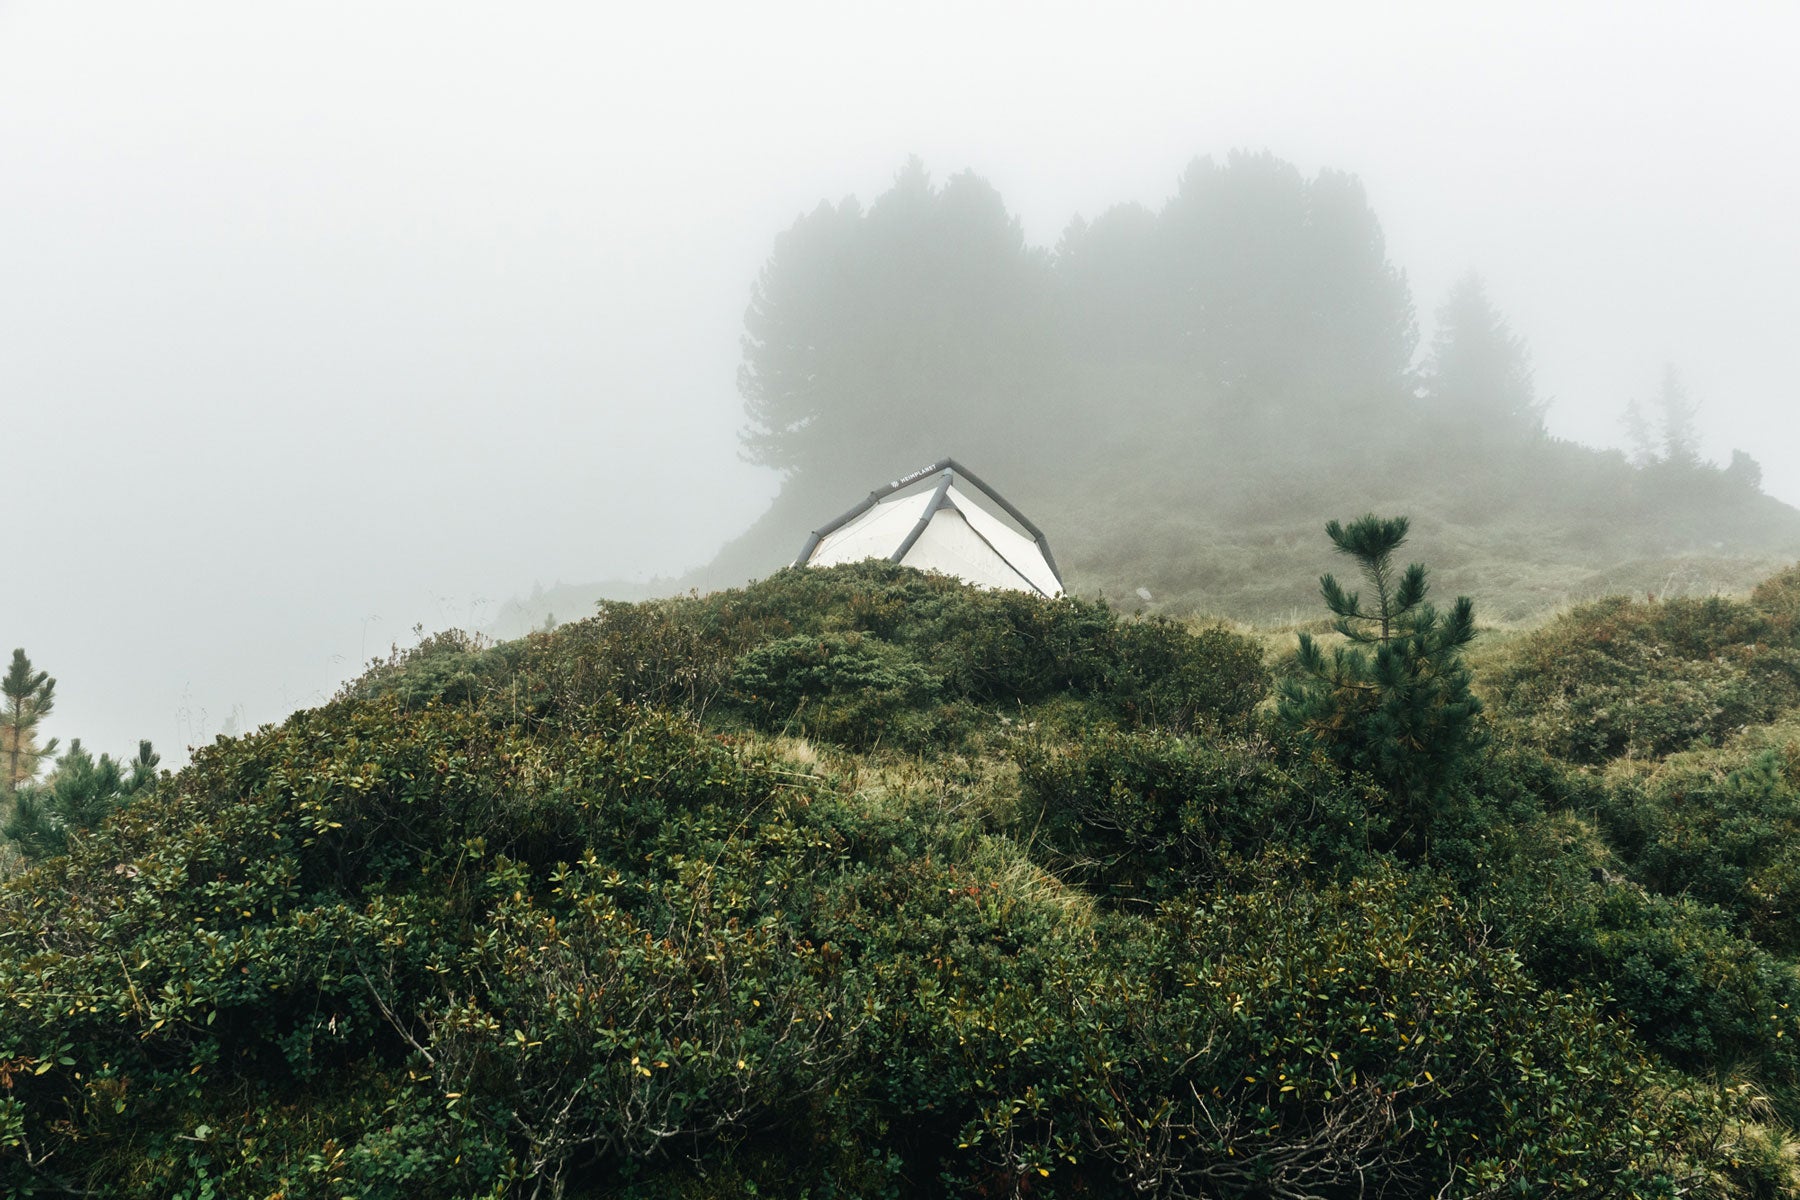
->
[{"left": 529, "top": 152, "right": 1800, "bottom": 627}]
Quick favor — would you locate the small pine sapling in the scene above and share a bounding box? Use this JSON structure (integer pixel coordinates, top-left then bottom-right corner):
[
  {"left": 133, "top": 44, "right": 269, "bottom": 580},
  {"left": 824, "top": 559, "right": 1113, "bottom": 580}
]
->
[{"left": 1278, "top": 515, "right": 1482, "bottom": 849}]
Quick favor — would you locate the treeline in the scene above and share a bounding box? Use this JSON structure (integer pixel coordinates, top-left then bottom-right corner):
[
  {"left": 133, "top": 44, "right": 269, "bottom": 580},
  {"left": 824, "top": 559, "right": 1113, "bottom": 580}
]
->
[
  {"left": 745, "top": 153, "right": 1430, "bottom": 489},
  {"left": 741, "top": 153, "right": 1764, "bottom": 487}
]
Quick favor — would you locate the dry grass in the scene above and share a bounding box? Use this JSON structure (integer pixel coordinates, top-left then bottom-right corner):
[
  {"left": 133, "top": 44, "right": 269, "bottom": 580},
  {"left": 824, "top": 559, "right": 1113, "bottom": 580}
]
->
[
  {"left": 830, "top": 749, "right": 1024, "bottom": 831},
  {"left": 763, "top": 735, "right": 822, "bottom": 767},
  {"left": 973, "top": 836, "right": 1101, "bottom": 935}
]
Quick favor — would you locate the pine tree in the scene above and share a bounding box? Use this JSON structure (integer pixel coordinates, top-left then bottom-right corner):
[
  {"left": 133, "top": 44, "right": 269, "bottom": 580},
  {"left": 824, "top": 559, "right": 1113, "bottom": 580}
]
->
[
  {"left": 1620, "top": 365, "right": 1706, "bottom": 474},
  {"left": 1621, "top": 399, "right": 1658, "bottom": 466},
  {"left": 1424, "top": 273, "right": 1543, "bottom": 443},
  {"left": 737, "top": 158, "right": 1049, "bottom": 489},
  {"left": 1654, "top": 364, "right": 1702, "bottom": 469},
  {"left": 4, "top": 738, "right": 159, "bottom": 860},
  {"left": 2, "top": 649, "right": 59, "bottom": 793},
  {"left": 1277, "top": 515, "right": 1481, "bottom": 847}
]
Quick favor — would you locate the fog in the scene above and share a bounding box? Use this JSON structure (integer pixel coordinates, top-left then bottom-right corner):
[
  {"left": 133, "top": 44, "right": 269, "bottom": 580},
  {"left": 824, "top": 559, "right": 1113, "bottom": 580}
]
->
[{"left": 5, "top": 1, "right": 1798, "bottom": 764}]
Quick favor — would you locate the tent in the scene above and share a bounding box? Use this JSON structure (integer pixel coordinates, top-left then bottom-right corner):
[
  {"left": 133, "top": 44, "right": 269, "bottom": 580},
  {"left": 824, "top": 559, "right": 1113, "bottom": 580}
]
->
[{"left": 794, "top": 459, "right": 1064, "bottom": 598}]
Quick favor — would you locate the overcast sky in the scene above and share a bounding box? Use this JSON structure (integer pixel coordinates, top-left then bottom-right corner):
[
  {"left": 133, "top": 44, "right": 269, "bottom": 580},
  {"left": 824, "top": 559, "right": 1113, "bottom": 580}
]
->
[{"left": 5, "top": 1, "right": 1798, "bottom": 763}]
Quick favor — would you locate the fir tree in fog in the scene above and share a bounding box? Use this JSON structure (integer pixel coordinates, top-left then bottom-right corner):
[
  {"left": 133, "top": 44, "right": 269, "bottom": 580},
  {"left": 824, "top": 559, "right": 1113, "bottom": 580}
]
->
[
  {"left": 1423, "top": 273, "right": 1544, "bottom": 446},
  {"left": 1654, "top": 365, "right": 1704, "bottom": 470}
]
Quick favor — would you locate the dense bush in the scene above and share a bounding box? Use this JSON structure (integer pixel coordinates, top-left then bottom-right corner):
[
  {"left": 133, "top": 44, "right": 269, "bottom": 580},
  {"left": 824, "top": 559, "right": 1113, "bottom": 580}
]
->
[
  {"left": 1516, "top": 880, "right": 1800, "bottom": 1090},
  {"left": 12, "top": 690, "right": 1768, "bottom": 1196},
  {"left": 9, "top": 561, "right": 1800, "bottom": 1194},
  {"left": 1599, "top": 749, "right": 1800, "bottom": 955},
  {"left": 341, "top": 626, "right": 509, "bottom": 710},
  {"left": 0, "top": 695, "right": 866, "bottom": 1197},
  {"left": 1018, "top": 726, "right": 1385, "bottom": 899},
  {"left": 341, "top": 562, "right": 1271, "bottom": 752},
  {"left": 727, "top": 630, "right": 943, "bottom": 748},
  {"left": 814, "top": 856, "right": 1780, "bottom": 1197},
  {"left": 1134, "top": 867, "right": 1785, "bottom": 1197},
  {"left": 1109, "top": 619, "right": 1269, "bottom": 733},
  {"left": 715, "top": 566, "right": 1270, "bottom": 741},
  {"left": 1489, "top": 593, "right": 1800, "bottom": 763},
  {"left": 1752, "top": 565, "right": 1800, "bottom": 631}
]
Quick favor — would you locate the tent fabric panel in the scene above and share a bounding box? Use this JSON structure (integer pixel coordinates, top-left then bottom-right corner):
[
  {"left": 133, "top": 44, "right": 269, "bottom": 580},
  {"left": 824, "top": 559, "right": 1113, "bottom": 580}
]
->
[
  {"left": 888, "top": 470, "right": 956, "bottom": 566},
  {"left": 899, "top": 509, "right": 1038, "bottom": 593},
  {"left": 944, "top": 485, "right": 1063, "bottom": 597},
  {"left": 807, "top": 492, "right": 932, "bottom": 566}
]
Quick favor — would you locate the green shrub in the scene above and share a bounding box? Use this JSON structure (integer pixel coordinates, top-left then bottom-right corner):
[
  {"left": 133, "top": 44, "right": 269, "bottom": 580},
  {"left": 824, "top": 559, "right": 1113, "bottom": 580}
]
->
[
  {"left": 0, "top": 696, "right": 812, "bottom": 1196},
  {"left": 726, "top": 630, "right": 941, "bottom": 747},
  {"left": 10, "top": 559, "right": 1800, "bottom": 1194},
  {"left": 1109, "top": 618, "right": 1269, "bottom": 733},
  {"left": 1490, "top": 593, "right": 1800, "bottom": 764},
  {"left": 341, "top": 627, "right": 508, "bottom": 710},
  {"left": 1500, "top": 870, "right": 1800, "bottom": 1104},
  {"left": 1595, "top": 749, "right": 1800, "bottom": 955},
  {"left": 1130, "top": 867, "right": 1774, "bottom": 1197},
  {"left": 833, "top": 857, "right": 1779, "bottom": 1196},
  {"left": 1018, "top": 727, "right": 1384, "bottom": 900},
  {"left": 1752, "top": 564, "right": 1800, "bottom": 634},
  {"left": 332, "top": 563, "right": 1271, "bottom": 754}
]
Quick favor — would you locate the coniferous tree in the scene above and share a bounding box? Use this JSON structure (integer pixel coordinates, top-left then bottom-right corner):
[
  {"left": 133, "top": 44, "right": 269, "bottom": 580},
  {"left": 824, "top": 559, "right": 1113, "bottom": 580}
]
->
[
  {"left": 2, "top": 648, "right": 58, "bottom": 793},
  {"left": 5, "top": 738, "right": 159, "bottom": 860},
  {"left": 1621, "top": 399, "right": 1658, "bottom": 466},
  {"left": 1155, "top": 152, "right": 1415, "bottom": 435},
  {"left": 1052, "top": 201, "right": 1164, "bottom": 366},
  {"left": 1653, "top": 364, "right": 1703, "bottom": 469},
  {"left": 1621, "top": 365, "right": 1706, "bottom": 475},
  {"left": 738, "top": 158, "right": 1050, "bottom": 491},
  {"left": 1424, "top": 273, "right": 1543, "bottom": 442},
  {"left": 737, "top": 152, "right": 1416, "bottom": 503},
  {"left": 1277, "top": 515, "right": 1481, "bottom": 848}
]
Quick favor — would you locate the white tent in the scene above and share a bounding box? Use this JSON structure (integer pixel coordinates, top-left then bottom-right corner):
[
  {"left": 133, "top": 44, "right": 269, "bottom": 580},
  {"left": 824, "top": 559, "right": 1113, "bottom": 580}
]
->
[{"left": 794, "top": 459, "right": 1064, "bottom": 598}]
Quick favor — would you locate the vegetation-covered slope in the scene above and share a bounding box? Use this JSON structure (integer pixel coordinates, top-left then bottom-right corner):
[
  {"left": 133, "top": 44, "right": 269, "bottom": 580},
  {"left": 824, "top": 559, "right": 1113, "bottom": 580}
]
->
[{"left": 10, "top": 555, "right": 1800, "bottom": 1196}]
